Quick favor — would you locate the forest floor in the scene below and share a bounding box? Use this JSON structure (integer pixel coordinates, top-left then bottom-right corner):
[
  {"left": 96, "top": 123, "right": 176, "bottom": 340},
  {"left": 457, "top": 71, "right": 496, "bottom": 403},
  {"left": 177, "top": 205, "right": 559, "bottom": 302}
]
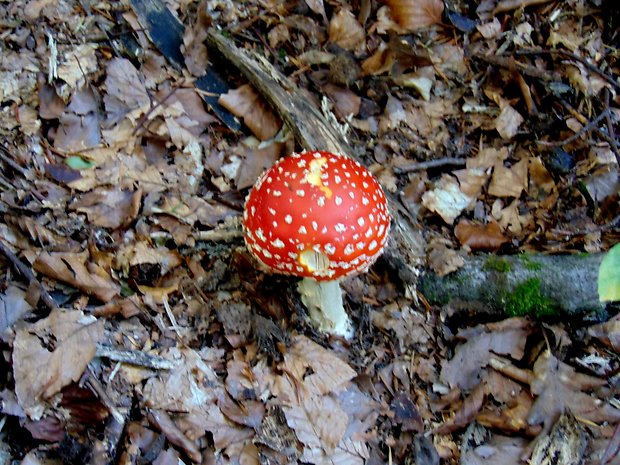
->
[{"left": 0, "top": 0, "right": 619, "bottom": 464}]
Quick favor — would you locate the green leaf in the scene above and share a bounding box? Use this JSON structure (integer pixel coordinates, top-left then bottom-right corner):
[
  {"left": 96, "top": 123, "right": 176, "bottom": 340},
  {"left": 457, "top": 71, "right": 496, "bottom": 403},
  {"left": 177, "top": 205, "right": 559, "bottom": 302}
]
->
[
  {"left": 598, "top": 243, "right": 620, "bottom": 302},
  {"left": 65, "top": 156, "right": 93, "bottom": 170}
]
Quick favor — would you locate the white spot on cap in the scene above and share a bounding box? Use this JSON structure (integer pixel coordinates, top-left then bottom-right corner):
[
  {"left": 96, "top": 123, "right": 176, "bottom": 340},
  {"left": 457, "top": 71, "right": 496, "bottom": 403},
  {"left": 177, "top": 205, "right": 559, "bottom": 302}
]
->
[
  {"left": 285, "top": 215, "right": 293, "bottom": 224},
  {"left": 272, "top": 221, "right": 278, "bottom": 228},
  {"left": 365, "top": 228, "right": 373, "bottom": 238},
  {"left": 356, "top": 241, "right": 365, "bottom": 250},
  {"left": 325, "top": 243, "right": 336, "bottom": 255},
  {"left": 298, "top": 226, "right": 307, "bottom": 234},
  {"left": 335, "top": 196, "right": 342, "bottom": 206},
  {"left": 262, "top": 249, "right": 273, "bottom": 259},
  {"left": 368, "top": 240, "right": 378, "bottom": 251},
  {"left": 335, "top": 223, "right": 346, "bottom": 233},
  {"left": 357, "top": 217, "right": 365, "bottom": 227},
  {"left": 362, "top": 197, "right": 370, "bottom": 206},
  {"left": 272, "top": 239, "right": 285, "bottom": 248},
  {"left": 349, "top": 192, "right": 355, "bottom": 199},
  {"left": 334, "top": 175, "right": 342, "bottom": 184},
  {"left": 317, "top": 197, "right": 326, "bottom": 207},
  {"left": 378, "top": 224, "right": 385, "bottom": 236},
  {"left": 273, "top": 190, "right": 282, "bottom": 197},
  {"left": 288, "top": 252, "right": 298, "bottom": 259},
  {"left": 344, "top": 244, "right": 355, "bottom": 255},
  {"left": 268, "top": 208, "right": 276, "bottom": 215},
  {"left": 321, "top": 226, "right": 328, "bottom": 234},
  {"left": 362, "top": 181, "right": 369, "bottom": 188},
  {"left": 311, "top": 221, "right": 318, "bottom": 231},
  {"left": 296, "top": 190, "right": 305, "bottom": 197},
  {"left": 256, "top": 229, "right": 266, "bottom": 242}
]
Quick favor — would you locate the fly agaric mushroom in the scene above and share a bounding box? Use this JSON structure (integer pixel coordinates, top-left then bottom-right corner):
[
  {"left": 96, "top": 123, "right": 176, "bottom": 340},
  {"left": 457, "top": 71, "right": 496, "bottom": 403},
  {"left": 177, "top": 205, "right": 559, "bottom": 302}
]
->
[{"left": 242, "top": 151, "right": 390, "bottom": 338}]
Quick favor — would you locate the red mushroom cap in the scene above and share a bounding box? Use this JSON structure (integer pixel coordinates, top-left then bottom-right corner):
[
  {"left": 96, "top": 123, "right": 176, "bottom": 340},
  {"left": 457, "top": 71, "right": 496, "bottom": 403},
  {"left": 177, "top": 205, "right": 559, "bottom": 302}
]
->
[{"left": 243, "top": 151, "right": 390, "bottom": 281}]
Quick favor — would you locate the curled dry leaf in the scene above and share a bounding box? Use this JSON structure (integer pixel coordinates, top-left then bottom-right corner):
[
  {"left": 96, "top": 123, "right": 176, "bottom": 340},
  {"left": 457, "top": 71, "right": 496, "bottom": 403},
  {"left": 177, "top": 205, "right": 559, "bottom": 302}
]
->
[
  {"left": 218, "top": 84, "right": 282, "bottom": 141},
  {"left": 70, "top": 187, "right": 142, "bottom": 230},
  {"left": 328, "top": 9, "right": 365, "bottom": 51},
  {"left": 454, "top": 219, "right": 509, "bottom": 252},
  {"left": 33, "top": 251, "right": 120, "bottom": 303},
  {"left": 13, "top": 309, "right": 104, "bottom": 419},
  {"left": 422, "top": 175, "right": 475, "bottom": 224},
  {"left": 386, "top": 0, "right": 444, "bottom": 32},
  {"left": 54, "top": 86, "right": 101, "bottom": 152}
]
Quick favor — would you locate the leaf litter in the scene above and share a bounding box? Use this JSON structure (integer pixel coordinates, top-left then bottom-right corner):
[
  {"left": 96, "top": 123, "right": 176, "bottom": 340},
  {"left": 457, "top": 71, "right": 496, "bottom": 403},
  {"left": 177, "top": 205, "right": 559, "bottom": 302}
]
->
[{"left": 0, "top": 0, "right": 619, "bottom": 464}]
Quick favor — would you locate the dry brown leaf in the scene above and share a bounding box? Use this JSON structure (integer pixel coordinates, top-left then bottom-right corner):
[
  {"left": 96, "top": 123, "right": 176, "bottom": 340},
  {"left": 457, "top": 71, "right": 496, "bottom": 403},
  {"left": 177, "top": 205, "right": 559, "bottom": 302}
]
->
[
  {"left": 386, "top": 0, "right": 444, "bottom": 32},
  {"left": 13, "top": 309, "right": 104, "bottom": 419},
  {"left": 218, "top": 84, "right": 282, "bottom": 141},
  {"left": 440, "top": 318, "right": 531, "bottom": 390},
  {"left": 70, "top": 187, "right": 142, "bottom": 229},
  {"left": 236, "top": 139, "right": 286, "bottom": 190},
  {"left": 304, "top": 0, "right": 326, "bottom": 18},
  {"left": 588, "top": 314, "right": 620, "bottom": 352},
  {"left": 528, "top": 157, "right": 555, "bottom": 195},
  {"left": 322, "top": 83, "right": 361, "bottom": 120},
  {"left": 284, "top": 395, "right": 348, "bottom": 461},
  {"left": 454, "top": 219, "right": 509, "bottom": 252},
  {"left": 276, "top": 335, "right": 357, "bottom": 400},
  {"left": 528, "top": 350, "right": 620, "bottom": 431},
  {"left": 495, "top": 103, "right": 524, "bottom": 139},
  {"left": 33, "top": 251, "right": 120, "bottom": 302},
  {"left": 434, "top": 383, "right": 485, "bottom": 434},
  {"left": 427, "top": 238, "right": 466, "bottom": 276},
  {"left": 103, "top": 57, "right": 150, "bottom": 125},
  {"left": 115, "top": 241, "right": 183, "bottom": 275},
  {"left": 422, "top": 175, "right": 474, "bottom": 224},
  {"left": 328, "top": 9, "right": 365, "bottom": 51},
  {"left": 54, "top": 86, "right": 101, "bottom": 152},
  {"left": 488, "top": 159, "right": 528, "bottom": 198},
  {"left": 0, "top": 286, "right": 32, "bottom": 340}
]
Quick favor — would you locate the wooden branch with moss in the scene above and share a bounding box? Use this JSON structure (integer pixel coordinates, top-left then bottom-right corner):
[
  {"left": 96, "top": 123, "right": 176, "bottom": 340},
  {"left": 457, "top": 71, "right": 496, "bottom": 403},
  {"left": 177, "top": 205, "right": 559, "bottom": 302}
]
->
[{"left": 419, "top": 253, "right": 607, "bottom": 317}]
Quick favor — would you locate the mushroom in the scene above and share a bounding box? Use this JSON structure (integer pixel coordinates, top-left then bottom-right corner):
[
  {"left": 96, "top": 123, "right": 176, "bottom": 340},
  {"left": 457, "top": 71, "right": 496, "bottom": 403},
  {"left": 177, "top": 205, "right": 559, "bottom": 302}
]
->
[{"left": 242, "top": 151, "right": 390, "bottom": 338}]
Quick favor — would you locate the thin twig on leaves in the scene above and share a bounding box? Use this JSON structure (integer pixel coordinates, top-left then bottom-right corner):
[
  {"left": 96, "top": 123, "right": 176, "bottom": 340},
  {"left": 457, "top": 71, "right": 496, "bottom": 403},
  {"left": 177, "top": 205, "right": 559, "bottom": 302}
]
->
[
  {"left": 516, "top": 48, "right": 620, "bottom": 91},
  {"left": 603, "top": 88, "right": 620, "bottom": 166},
  {"left": 394, "top": 157, "right": 466, "bottom": 173},
  {"left": 537, "top": 108, "right": 609, "bottom": 147},
  {"left": 0, "top": 240, "right": 57, "bottom": 310}
]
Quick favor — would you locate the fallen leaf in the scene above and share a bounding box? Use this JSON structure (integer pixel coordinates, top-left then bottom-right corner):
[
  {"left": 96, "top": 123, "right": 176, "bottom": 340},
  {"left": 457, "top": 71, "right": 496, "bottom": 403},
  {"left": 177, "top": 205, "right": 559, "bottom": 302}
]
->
[
  {"left": 70, "top": 187, "right": 142, "bottom": 229},
  {"left": 284, "top": 395, "right": 348, "bottom": 460},
  {"left": 328, "top": 9, "right": 365, "bottom": 51},
  {"left": 528, "top": 350, "right": 620, "bottom": 431},
  {"left": 427, "top": 238, "right": 466, "bottom": 276},
  {"left": 103, "top": 57, "right": 150, "bottom": 125},
  {"left": 219, "top": 84, "right": 282, "bottom": 141},
  {"left": 422, "top": 175, "right": 474, "bottom": 224},
  {"left": 488, "top": 159, "right": 528, "bottom": 198},
  {"left": 455, "top": 219, "right": 509, "bottom": 252},
  {"left": 13, "top": 309, "right": 104, "bottom": 419},
  {"left": 322, "top": 83, "right": 361, "bottom": 119},
  {"left": 0, "top": 286, "right": 33, "bottom": 340},
  {"left": 440, "top": 318, "right": 531, "bottom": 390},
  {"left": 495, "top": 104, "right": 524, "bottom": 140},
  {"left": 54, "top": 86, "right": 101, "bottom": 152},
  {"left": 386, "top": 0, "right": 444, "bottom": 31},
  {"left": 33, "top": 251, "right": 120, "bottom": 302}
]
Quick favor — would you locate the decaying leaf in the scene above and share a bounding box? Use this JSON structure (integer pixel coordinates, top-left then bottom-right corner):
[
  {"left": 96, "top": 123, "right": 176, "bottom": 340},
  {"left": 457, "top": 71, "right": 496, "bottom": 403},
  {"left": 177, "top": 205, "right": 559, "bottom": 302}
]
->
[
  {"left": 13, "top": 309, "right": 104, "bottom": 419},
  {"left": 328, "top": 9, "right": 365, "bottom": 51},
  {"left": 33, "top": 251, "right": 120, "bottom": 303},
  {"left": 422, "top": 175, "right": 474, "bottom": 224},
  {"left": 0, "top": 286, "right": 32, "bottom": 340},
  {"left": 218, "top": 84, "right": 282, "bottom": 141},
  {"left": 454, "top": 219, "right": 509, "bottom": 252},
  {"left": 440, "top": 318, "right": 531, "bottom": 390},
  {"left": 386, "top": 0, "right": 444, "bottom": 31},
  {"left": 70, "top": 187, "right": 142, "bottom": 229}
]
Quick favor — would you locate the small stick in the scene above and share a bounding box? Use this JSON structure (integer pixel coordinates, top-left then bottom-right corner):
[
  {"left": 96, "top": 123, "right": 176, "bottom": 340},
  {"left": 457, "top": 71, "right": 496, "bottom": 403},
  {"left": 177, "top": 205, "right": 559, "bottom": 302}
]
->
[
  {"left": 95, "top": 343, "right": 176, "bottom": 370},
  {"left": 603, "top": 88, "right": 620, "bottom": 166},
  {"left": 394, "top": 157, "right": 466, "bottom": 173},
  {"left": 516, "top": 48, "right": 620, "bottom": 91},
  {"left": 0, "top": 240, "right": 57, "bottom": 310},
  {"left": 537, "top": 108, "right": 609, "bottom": 147}
]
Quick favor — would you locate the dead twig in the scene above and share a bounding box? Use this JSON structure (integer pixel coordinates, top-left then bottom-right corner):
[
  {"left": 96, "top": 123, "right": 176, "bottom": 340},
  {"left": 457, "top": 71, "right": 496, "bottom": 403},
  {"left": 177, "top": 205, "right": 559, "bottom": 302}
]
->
[
  {"left": 394, "top": 157, "right": 466, "bottom": 173},
  {"left": 516, "top": 48, "right": 620, "bottom": 91},
  {"left": 536, "top": 108, "right": 609, "bottom": 147},
  {"left": 551, "top": 213, "right": 620, "bottom": 237},
  {"left": 95, "top": 343, "right": 177, "bottom": 370},
  {"left": 473, "top": 53, "right": 561, "bottom": 81},
  {"left": 0, "top": 240, "right": 57, "bottom": 311},
  {"left": 603, "top": 88, "right": 620, "bottom": 166}
]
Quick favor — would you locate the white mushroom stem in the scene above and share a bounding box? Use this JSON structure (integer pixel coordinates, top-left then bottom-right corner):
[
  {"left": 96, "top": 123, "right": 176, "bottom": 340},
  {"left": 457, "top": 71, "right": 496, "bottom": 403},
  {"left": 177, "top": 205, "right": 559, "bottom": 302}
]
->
[{"left": 297, "top": 278, "right": 353, "bottom": 339}]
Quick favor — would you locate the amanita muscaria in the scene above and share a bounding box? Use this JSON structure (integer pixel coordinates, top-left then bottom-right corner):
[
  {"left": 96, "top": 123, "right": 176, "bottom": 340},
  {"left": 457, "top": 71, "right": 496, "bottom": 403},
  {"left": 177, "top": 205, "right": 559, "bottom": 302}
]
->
[{"left": 242, "top": 150, "right": 391, "bottom": 338}]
